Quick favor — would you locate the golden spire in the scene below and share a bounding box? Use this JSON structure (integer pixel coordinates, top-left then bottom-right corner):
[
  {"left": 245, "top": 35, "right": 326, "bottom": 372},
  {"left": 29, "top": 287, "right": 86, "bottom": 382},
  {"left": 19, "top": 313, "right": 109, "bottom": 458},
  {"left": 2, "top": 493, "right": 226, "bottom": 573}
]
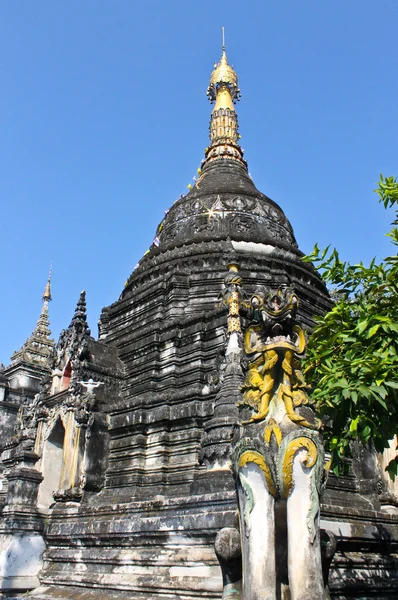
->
[
  {"left": 207, "top": 28, "right": 240, "bottom": 108},
  {"left": 204, "top": 29, "right": 246, "bottom": 167},
  {"left": 42, "top": 261, "right": 52, "bottom": 303}
]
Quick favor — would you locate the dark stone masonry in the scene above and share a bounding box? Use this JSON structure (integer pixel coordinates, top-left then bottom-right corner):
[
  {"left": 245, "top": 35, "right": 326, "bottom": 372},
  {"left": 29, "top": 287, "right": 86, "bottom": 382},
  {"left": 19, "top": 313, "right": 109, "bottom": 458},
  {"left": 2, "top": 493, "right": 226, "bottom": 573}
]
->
[{"left": 0, "top": 44, "right": 397, "bottom": 600}]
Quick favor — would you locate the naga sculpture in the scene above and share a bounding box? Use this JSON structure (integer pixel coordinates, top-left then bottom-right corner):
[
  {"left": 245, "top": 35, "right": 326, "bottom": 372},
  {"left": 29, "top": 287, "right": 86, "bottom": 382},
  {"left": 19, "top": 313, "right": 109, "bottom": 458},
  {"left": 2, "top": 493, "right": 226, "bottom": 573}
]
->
[
  {"left": 238, "top": 289, "right": 321, "bottom": 430},
  {"left": 225, "top": 282, "right": 329, "bottom": 600}
]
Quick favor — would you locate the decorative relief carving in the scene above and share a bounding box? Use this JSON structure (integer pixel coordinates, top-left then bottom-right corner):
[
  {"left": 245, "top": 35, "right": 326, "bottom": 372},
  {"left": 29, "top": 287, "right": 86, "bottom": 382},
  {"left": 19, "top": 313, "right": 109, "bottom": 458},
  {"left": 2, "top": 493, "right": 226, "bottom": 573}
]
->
[
  {"left": 8, "top": 394, "right": 46, "bottom": 451},
  {"left": 199, "top": 264, "right": 244, "bottom": 470},
  {"left": 239, "top": 450, "right": 277, "bottom": 498},
  {"left": 4, "top": 290, "right": 114, "bottom": 508},
  {"left": 157, "top": 193, "right": 297, "bottom": 248},
  {"left": 277, "top": 431, "right": 325, "bottom": 543},
  {"left": 231, "top": 283, "right": 329, "bottom": 599},
  {"left": 238, "top": 288, "right": 320, "bottom": 429},
  {"left": 52, "top": 291, "right": 91, "bottom": 375}
]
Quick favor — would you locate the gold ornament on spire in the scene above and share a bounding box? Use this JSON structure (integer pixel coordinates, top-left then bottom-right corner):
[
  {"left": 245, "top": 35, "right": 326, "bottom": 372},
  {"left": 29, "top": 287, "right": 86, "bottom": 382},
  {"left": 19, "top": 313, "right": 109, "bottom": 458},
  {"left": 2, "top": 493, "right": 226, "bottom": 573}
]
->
[
  {"left": 207, "top": 28, "right": 240, "bottom": 106},
  {"left": 203, "top": 29, "right": 246, "bottom": 167}
]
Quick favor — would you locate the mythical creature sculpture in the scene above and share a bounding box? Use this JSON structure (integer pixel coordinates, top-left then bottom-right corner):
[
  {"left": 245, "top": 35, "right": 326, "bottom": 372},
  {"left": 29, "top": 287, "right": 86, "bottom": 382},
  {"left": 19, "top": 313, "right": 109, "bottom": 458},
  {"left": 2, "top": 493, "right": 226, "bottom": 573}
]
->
[
  {"left": 228, "top": 285, "right": 329, "bottom": 600},
  {"left": 238, "top": 288, "right": 320, "bottom": 429}
]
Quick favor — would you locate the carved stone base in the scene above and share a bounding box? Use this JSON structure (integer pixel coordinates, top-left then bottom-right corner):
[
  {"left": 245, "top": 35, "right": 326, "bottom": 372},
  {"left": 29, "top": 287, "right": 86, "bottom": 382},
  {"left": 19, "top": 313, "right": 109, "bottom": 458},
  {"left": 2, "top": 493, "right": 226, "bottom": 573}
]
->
[
  {"left": 0, "top": 533, "right": 45, "bottom": 592},
  {"left": 53, "top": 487, "right": 83, "bottom": 503}
]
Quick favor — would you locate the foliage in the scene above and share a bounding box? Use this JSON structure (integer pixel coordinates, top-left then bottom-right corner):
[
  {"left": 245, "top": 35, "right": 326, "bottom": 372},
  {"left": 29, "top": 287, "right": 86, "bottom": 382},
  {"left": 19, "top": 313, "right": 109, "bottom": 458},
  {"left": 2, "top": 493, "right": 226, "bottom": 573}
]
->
[{"left": 303, "top": 175, "right": 398, "bottom": 479}]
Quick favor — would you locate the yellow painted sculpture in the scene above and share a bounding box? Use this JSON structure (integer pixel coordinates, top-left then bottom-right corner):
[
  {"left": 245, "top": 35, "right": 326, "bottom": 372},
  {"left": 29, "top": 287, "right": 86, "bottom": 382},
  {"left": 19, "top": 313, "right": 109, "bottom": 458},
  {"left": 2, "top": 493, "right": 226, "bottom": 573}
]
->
[
  {"left": 229, "top": 282, "right": 330, "bottom": 600},
  {"left": 238, "top": 289, "right": 321, "bottom": 430}
]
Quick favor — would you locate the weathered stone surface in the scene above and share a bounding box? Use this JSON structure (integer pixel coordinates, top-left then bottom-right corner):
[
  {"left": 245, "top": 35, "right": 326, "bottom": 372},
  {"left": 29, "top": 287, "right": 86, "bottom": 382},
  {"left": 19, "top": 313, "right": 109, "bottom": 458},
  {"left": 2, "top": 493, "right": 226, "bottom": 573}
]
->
[
  {"left": 214, "top": 527, "right": 242, "bottom": 600},
  {"left": 0, "top": 46, "right": 397, "bottom": 600},
  {"left": 0, "top": 533, "right": 45, "bottom": 592}
]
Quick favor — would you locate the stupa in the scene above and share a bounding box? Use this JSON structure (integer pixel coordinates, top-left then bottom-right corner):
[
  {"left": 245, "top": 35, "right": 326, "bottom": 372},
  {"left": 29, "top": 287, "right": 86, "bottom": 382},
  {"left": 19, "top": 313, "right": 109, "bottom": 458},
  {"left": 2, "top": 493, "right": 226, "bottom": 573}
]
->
[{"left": 0, "top": 36, "right": 397, "bottom": 600}]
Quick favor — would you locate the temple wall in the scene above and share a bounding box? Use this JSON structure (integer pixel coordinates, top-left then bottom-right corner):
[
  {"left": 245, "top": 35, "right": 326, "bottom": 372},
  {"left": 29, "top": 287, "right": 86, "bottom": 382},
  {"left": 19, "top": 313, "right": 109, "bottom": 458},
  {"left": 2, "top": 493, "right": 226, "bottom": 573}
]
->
[
  {"left": 100, "top": 243, "right": 330, "bottom": 496},
  {"left": 20, "top": 489, "right": 397, "bottom": 599},
  {"left": 0, "top": 403, "right": 18, "bottom": 445}
]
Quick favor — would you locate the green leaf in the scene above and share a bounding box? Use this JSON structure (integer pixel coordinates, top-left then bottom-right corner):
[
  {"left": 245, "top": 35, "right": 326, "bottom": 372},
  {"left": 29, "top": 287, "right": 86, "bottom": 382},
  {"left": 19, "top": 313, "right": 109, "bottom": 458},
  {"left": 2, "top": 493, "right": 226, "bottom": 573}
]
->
[
  {"left": 376, "top": 397, "right": 388, "bottom": 410},
  {"left": 385, "top": 457, "right": 398, "bottom": 482},
  {"left": 357, "top": 320, "right": 368, "bottom": 334},
  {"left": 330, "top": 436, "right": 339, "bottom": 450},
  {"left": 367, "top": 324, "right": 380, "bottom": 338},
  {"left": 385, "top": 381, "right": 398, "bottom": 389},
  {"left": 358, "top": 385, "right": 371, "bottom": 399},
  {"left": 370, "top": 385, "right": 388, "bottom": 399},
  {"left": 350, "top": 417, "right": 359, "bottom": 432},
  {"left": 321, "top": 244, "right": 331, "bottom": 260}
]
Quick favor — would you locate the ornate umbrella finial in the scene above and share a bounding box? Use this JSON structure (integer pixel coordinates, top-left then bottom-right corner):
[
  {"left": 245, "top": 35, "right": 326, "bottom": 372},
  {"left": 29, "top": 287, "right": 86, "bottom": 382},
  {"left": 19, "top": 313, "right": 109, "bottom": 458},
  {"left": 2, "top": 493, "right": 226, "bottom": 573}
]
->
[
  {"left": 204, "top": 30, "right": 245, "bottom": 167},
  {"left": 207, "top": 29, "right": 240, "bottom": 106}
]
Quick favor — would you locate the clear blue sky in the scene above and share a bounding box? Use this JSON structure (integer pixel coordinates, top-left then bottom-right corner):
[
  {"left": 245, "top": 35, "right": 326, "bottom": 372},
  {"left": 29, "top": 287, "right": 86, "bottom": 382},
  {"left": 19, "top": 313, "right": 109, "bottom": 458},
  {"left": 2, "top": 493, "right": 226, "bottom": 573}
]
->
[{"left": 1, "top": 1, "right": 397, "bottom": 364}]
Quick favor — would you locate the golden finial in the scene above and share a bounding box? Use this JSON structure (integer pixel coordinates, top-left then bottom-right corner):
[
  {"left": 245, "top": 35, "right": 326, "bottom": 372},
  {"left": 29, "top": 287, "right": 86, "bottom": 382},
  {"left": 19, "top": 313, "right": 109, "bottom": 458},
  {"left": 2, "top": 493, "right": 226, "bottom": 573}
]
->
[
  {"left": 207, "top": 28, "right": 240, "bottom": 107},
  {"left": 203, "top": 30, "right": 246, "bottom": 168},
  {"left": 42, "top": 261, "right": 52, "bottom": 302}
]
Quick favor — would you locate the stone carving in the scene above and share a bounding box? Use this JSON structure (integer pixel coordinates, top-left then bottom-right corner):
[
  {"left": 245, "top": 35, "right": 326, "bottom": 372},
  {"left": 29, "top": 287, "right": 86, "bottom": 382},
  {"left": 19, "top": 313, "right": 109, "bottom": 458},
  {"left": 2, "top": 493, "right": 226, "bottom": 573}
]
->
[
  {"left": 29, "top": 293, "right": 109, "bottom": 505},
  {"left": 199, "top": 265, "right": 244, "bottom": 472},
  {"left": 6, "top": 394, "right": 48, "bottom": 452},
  {"left": 238, "top": 288, "right": 321, "bottom": 430},
  {"left": 230, "top": 285, "right": 329, "bottom": 600},
  {"left": 157, "top": 192, "right": 297, "bottom": 249},
  {"left": 320, "top": 530, "right": 337, "bottom": 597},
  {"left": 71, "top": 379, "right": 101, "bottom": 425},
  {"left": 39, "top": 376, "right": 102, "bottom": 504},
  {"left": 52, "top": 291, "right": 91, "bottom": 373},
  {"left": 214, "top": 528, "right": 242, "bottom": 600}
]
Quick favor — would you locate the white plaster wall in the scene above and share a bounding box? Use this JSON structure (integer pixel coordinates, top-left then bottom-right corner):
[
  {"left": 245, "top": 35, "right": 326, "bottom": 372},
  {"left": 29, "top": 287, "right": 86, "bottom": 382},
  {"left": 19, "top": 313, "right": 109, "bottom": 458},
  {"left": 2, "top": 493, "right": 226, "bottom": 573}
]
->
[
  {"left": 37, "top": 420, "right": 65, "bottom": 508},
  {"left": 0, "top": 533, "right": 45, "bottom": 590},
  {"left": 9, "top": 373, "right": 30, "bottom": 389}
]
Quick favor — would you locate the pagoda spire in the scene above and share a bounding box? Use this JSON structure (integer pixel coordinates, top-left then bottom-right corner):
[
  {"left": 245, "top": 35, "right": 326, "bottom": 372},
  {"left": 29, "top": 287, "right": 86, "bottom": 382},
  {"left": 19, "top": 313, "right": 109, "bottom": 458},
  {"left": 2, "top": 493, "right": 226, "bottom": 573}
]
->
[
  {"left": 69, "top": 291, "right": 91, "bottom": 336},
  {"left": 10, "top": 266, "right": 54, "bottom": 368},
  {"left": 204, "top": 29, "right": 246, "bottom": 167},
  {"left": 42, "top": 262, "right": 52, "bottom": 302}
]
